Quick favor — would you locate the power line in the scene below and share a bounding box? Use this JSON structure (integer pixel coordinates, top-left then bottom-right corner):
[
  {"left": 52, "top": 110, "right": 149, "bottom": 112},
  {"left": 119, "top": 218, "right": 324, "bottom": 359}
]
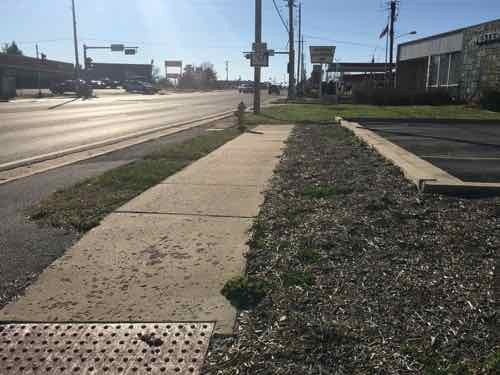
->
[
  {"left": 272, "top": 0, "right": 289, "bottom": 33},
  {"left": 303, "top": 34, "right": 377, "bottom": 48},
  {"left": 13, "top": 38, "right": 73, "bottom": 45}
]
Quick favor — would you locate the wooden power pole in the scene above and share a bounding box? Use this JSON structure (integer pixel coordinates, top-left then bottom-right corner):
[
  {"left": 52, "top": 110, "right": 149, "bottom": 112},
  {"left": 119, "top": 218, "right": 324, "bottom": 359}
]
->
[
  {"left": 296, "top": 2, "right": 301, "bottom": 97},
  {"left": 389, "top": 0, "right": 397, "bottom": 85},
  {"left": 287, "top": 0, "right": 296, "bottom": 99},
  {"left": 254, "top": 0, "right": 262, "bottom": 113},
  {"left": 71, "top": 0, "right": 80, "bottom": 79}
]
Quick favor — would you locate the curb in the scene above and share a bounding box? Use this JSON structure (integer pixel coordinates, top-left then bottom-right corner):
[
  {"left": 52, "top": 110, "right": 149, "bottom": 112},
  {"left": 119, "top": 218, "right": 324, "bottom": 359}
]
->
[
  {"left": 0, "top": 113, "right": 234, "bottom": 187},
  {"left": 335, "top": 116, "right": 500, "bottom": 197},
  {"left": 341, "top": 117, "right": 500, "bottom": 124},
  {"left": 0, "top": 111, "right": 233, "bottom": 173}
]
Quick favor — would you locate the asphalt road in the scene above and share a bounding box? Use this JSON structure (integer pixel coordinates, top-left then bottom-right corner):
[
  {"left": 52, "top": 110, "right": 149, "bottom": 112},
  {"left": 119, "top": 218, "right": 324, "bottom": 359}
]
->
[
  {"left": 360, "top": 121, "right": 500, "bottom": 183},
  {"left": 0, "top": 90, "right": 261, "bottom": 165}
]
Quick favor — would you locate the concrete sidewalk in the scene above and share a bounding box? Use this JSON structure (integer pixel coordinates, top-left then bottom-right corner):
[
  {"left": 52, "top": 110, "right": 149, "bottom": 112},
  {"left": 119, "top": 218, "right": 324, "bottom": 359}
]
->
[{"left": 0, "top": 125, "right": 293, "bottom": 334}]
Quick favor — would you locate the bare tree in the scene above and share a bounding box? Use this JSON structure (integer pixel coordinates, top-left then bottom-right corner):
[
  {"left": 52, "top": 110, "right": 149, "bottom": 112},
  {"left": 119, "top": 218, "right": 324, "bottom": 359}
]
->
[{"left": 1, "top": 41, "right": 23, "bottom": 55}]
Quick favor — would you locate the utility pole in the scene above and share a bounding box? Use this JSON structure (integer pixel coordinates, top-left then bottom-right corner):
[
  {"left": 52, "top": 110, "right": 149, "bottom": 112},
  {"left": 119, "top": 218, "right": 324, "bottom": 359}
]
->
[
  {"left": 35, "top": 44, "right": 41, "bottom": 97},
  {"left": 388, "top": 0, "right": 397, "bottom": 85},
  {"left": 83, "top": 44, "right": 87, "bottom": 70},
  {"left": 71, "top": 0, "right": 80, "bottom": 80},
  {"left": 296, "top": 2, "right": 301, "bottom": 97},
  {"left": 254, "top": 0, "right": 262, "bottom": 113},
  {"left": 301, "top": 39, "right": 305, "bottom": 93},
  {"left": 225, "top": 60, "right": 229, "bottom": 81},
  {"left": 287, "top": 0, "right": 296, "bottom": 99}
]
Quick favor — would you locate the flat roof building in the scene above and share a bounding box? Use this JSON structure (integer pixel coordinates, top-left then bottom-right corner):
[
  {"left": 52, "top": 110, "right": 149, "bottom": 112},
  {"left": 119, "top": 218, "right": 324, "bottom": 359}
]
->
[
  {"left": 84, "top": 63, "right": 153, "bottom": 83},
  {"left": 0, "top": 54, "right": 74, "bottom": 99},
  {"left": 397, "top": 19, "right": 500, "bottom": 100}
]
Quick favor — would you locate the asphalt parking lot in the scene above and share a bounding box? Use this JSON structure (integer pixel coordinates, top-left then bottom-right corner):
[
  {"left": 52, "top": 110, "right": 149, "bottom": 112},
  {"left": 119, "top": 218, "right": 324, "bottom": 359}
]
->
[{"left": 358, "top": 121, "right": 500, "bottom": 183}]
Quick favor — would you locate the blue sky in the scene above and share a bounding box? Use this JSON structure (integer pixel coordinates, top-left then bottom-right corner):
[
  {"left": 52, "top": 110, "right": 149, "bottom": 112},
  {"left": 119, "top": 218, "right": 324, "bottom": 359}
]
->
[{"left": 1, "top": 0, "right": 499, "bottom": 83}]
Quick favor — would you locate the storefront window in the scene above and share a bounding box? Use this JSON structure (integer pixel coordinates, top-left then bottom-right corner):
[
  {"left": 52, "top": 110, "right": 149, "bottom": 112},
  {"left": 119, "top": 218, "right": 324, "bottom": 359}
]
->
[
  {"left": 429, "top": 55, "right": 439, "bottom": 87},
  {"left": 439, "top": 54, "right": 450, "bottom": 87},
  {"left": 448, "top": 52, "right": 461, "bottom": 85}
]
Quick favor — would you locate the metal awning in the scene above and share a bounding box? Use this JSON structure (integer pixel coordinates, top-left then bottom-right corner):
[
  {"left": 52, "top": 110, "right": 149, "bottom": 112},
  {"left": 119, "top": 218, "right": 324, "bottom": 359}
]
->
[{"left": 327, "top": 63, "right": 389, "bottom": 73}]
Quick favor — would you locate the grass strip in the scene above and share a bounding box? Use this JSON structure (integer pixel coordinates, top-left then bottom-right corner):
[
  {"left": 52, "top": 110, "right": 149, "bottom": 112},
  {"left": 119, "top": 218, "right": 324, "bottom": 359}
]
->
[
  {"left": 29, "top": 127, "right": 241, "bottom": 233},
  {"left": 245, "top": 104, "right": 500, "bottom": 125}
]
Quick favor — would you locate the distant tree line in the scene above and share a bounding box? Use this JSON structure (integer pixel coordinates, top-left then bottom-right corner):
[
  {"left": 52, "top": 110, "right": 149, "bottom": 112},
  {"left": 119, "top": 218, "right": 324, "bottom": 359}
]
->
[
  {"left": 1, "top": 41, "right": 23, "bottom": 55},
  {"left": 177, "top": 62, "right": 218, "bottom": 89}
]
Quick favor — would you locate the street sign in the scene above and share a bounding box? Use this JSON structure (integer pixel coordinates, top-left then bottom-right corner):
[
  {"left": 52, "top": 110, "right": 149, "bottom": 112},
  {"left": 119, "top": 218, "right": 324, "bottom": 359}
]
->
[
  {"left": 165, "top": 60, "right": 183, "bottom": 67},
  {"left": 310, "top": 46, "right": 336, "bottom": 64},
  {"left": 124, "top": 48, "right": 136, "bottom": 55},
  {"left": 110, "top": 44, "right": 125, "bottom": 52},
  {"left": 251, "top": 42, "right": 269, "bottom": 67},
  {"left": 167, "top": 73, "right": 181, "bottom": 79}
]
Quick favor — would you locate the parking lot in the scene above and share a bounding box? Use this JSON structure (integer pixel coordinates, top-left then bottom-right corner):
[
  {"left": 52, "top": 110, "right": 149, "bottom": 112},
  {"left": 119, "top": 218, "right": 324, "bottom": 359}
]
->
[{"left": 359, "top": 121, "right": 500, "bottom": 183}]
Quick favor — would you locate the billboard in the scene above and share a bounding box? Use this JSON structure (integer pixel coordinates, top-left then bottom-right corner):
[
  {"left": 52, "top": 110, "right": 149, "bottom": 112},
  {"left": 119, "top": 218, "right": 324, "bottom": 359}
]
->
[
  {"left": 310, "top": 46, "right": 336, "bottom": 64},
  {"left": 165, "top": 60, "right": 183, "bottom": 67}
]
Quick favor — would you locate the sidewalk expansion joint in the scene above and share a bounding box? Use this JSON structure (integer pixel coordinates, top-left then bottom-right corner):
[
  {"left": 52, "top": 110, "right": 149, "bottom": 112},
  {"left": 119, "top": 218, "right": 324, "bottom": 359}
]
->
[{"left": 113, "top": 210, "right": 256, "bottom": 219}]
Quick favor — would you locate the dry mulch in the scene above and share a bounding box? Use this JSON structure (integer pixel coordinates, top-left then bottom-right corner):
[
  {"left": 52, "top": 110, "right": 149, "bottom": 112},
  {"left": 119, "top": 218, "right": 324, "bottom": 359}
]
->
[{"left": 203, "top": 124, "right": 498, "bottom": 374}]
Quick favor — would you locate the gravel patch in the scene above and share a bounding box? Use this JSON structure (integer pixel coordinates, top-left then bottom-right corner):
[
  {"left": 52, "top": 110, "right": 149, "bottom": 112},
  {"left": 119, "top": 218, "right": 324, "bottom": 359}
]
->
[{"left": 203, "top": 124, "right": 499, "bottom": 374}]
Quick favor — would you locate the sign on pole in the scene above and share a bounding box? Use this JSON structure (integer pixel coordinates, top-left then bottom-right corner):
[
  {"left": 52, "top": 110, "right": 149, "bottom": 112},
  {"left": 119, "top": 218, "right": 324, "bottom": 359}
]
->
[
  {"left": 310, "top": 46, "right": 336, "bottom": 64},
  {"left": 165, "top": 60, "right": 183, "bottom": 67},
  {"left": 251, "top": 42, "right": 269, "bottom": 67},
  {"left": 167, "top": 73, "right": 181, "bottom": 79},
  {"left": 110, "top": 44, "right": 125, "bottom": 52},
  {"left": 124, "top": 48, "right": 136, "bottom": 55}
]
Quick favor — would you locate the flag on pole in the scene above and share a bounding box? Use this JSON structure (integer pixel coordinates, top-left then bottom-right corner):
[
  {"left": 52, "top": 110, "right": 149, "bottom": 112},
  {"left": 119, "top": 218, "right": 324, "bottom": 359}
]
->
[{"left": 379, "top": 24, "right": 389, "bottom": 39}]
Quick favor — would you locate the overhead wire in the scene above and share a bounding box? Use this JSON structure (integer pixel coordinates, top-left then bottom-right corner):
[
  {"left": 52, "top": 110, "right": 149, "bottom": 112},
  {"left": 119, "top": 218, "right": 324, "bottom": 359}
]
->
[{"left": 272, "top": 0, "right": 289, "bottom": 33}]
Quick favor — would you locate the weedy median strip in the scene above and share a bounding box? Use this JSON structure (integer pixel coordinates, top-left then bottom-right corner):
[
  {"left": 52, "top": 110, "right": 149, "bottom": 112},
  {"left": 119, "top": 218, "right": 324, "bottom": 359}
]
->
[
  {"left": 209, "top": 123, "right": 498, "bottom": 374},
  {"left": 28, "top": 126, "right": 242, "bottom": 233}
]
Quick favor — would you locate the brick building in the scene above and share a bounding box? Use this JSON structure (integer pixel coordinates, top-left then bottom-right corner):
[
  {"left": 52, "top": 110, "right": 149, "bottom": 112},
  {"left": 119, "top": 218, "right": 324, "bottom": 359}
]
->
[
  {"left": 0, "top": 53, "right": 74, "bottom": 98},
  {"left": 396, "top": 19, "right": 500, "bottom": 100}
]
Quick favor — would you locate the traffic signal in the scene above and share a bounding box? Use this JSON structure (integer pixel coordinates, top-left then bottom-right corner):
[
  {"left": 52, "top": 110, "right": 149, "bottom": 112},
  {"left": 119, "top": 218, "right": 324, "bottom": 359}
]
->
[{"left": 85, "top": 57, "right": 94, "bottom": 69}]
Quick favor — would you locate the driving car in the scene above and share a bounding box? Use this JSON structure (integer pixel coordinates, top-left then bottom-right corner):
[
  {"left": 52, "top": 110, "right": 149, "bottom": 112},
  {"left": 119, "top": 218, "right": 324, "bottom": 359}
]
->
[
  {"left": 238, "top": 83, "right": 254, "bottom": 93},
  {"left": 123, "top": 80, "right": 158, "bottom": 94},
  {"left": 89, "top": 80, "right": 106, "bottom": 89},
  {"left": 50, "top": 79, "right": 93, "bottom": 97}
]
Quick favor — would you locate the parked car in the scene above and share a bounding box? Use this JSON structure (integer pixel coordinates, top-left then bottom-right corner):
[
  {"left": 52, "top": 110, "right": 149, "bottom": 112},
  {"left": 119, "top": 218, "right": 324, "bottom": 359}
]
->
[
  {"left": 89, "top": 80, "right": 106, "bottom": 89},
  {"left": 50, "top": 79, "right": 93, "bottom": 97},
  {"left": 123, "top": 80, "right": 158, "bottom": 94},
  {"left": 238, "top": 84, "right": 254, "bottom": 94},
  {"left": 102, "top": 78, "right": 120, "bottom": 89},
  {"left": 268, "top": 84, "right": 281, "bottom": 95}
]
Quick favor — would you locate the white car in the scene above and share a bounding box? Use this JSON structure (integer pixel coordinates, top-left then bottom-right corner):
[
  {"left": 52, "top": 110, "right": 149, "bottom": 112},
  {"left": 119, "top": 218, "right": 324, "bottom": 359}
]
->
[{"left": 238, "top": 84, "right": 254, "bottom": 94}]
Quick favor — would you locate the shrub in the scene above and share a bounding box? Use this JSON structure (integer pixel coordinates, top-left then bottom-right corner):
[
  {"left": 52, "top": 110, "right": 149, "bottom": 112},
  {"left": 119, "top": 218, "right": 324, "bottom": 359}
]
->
[
  {"left": 302, "top": 184, "right": 337, "bottom": 199},
  {"left": 352, "top": 88, "right": 453, "bottom": 106},
  {"left": 221, "top": 276, "right": 270, "bottom": 310},
  {"left": 283, "top": 270, "right": 315, "bottom": 287},
  {"left": 480, "top": 90, "right": 500, "bottom": 112}
]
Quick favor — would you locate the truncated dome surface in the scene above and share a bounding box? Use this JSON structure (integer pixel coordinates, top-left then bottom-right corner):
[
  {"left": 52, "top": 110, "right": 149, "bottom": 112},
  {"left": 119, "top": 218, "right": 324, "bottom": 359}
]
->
[{"left": 0, "top": 322, "right": 214, "bottom": 374}]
